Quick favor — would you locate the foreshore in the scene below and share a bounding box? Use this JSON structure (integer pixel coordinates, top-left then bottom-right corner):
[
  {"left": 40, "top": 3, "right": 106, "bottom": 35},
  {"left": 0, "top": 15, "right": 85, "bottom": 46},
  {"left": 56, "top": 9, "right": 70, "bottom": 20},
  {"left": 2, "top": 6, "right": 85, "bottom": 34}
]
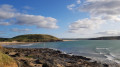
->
[
  {"left": 63, "top": 40, "right": 76, "bottom": 41},
  {"left": 0, "top": 42, "right": 41, "bottom": 45},
  {"left": 2, "top": 47, "right": 109, "bottom": 67},
  {"left": 0, "top": 40, "right": 64, "bottom": 45},
  {"left": 1, "top": 42, "right": 120, "bottom": 67},
  {"left": 0, "top": 40, "right": 72, "bottom": 45}
]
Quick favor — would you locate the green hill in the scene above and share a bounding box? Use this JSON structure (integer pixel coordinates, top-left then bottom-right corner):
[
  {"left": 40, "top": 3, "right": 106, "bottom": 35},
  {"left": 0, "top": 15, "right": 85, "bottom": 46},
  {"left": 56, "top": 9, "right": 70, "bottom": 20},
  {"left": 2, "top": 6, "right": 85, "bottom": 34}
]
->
[
  {"left": 0, "top": 38, "right": 9, "bottom": 41},
  {"left": 0, "top": 34, "right": 62, "bottom": 42}
]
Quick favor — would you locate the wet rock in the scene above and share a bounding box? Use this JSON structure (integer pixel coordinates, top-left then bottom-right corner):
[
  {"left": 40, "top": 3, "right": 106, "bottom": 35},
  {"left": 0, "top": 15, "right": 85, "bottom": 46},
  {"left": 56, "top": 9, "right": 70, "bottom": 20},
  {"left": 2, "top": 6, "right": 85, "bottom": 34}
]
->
[{"left": 103, "top": 64, "right": 109, "bottom": 67}]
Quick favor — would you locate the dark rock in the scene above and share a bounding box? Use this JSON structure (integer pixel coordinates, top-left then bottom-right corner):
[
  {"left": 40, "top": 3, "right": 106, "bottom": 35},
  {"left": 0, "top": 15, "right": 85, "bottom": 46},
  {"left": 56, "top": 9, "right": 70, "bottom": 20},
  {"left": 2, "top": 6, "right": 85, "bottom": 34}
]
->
[
  {"left": 42, "top": 63, "right": 49, "bottom": 67},
  {"left": 103, "top": 64, "right": 109, "bottom": 67},
  {"left": 35, "top": 59, "right": 42, "bottom": 64},
  {"left": 4, "top": 48, "right": 108, "bottom": 67}
]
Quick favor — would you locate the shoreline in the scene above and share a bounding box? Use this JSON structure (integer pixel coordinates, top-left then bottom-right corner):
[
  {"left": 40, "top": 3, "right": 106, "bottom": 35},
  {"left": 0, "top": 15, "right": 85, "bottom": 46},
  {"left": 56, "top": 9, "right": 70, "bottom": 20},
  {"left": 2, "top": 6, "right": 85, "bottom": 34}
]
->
[
  {"left": 2, "top": 47, "right": 108, "bottom": 67},
  {"left": 1, "top": 42, "right": 120, "bottom": 67},
  {"left": 0, "top": 42, "right": 42, "bottom": 46},
  {"left": 0, "top": 41, "right": 63, "bottom": 45},
  {"left": 63, "top": 40, "right": 78, "bottom": 41},
  {"left": 0, "top": 40, "right": 73, "bottom": 45}
]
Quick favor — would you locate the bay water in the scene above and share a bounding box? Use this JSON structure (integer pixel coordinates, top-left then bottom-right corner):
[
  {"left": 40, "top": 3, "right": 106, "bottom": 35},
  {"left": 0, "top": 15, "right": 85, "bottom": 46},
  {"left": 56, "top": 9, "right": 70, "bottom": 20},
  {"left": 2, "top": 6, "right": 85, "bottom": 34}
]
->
[{"left": 3, "top": 40, "right": 120, "bottom": 64}]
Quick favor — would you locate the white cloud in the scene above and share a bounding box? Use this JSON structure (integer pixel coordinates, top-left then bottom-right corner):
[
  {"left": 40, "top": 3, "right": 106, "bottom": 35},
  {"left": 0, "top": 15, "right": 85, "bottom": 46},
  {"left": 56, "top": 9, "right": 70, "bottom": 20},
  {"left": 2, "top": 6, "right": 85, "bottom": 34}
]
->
[
  {"left": 69, "top": 18, "right": 104, "bottom": 33},
  {"left": 0, "top": 4, "right": 16, "bottom": 20},
  {"left": 78, "top": 0, "right": 120, "bottom": 22},
  {"left": 68, "top": 0, "right": 120, "bottom": 34},
  {"left": 0, "top": 22, "right": 11, "bottom": 25},
  {"left": 15, "top": 14, "right": 58, "bottom": 29},
  {"left": 77, "top": 0, "right": 81, "bottom": 4},
  {"left": 67, "top": 0, "right": 81, "bottom": 10},
  {"left": 11, "top": 28, "right": 31, "bottom": 32},
  {"left": 67, "top": 4, "right": 75, "bottom": 10},
  {"left": 0, "top": 4, "right": 58, "bottom": 29},
  {"left": 67, "top": 0, "right": 120, "bottom": 22},
  {"left": 96, "top": 30, "right": 120, "bottom": 35}
]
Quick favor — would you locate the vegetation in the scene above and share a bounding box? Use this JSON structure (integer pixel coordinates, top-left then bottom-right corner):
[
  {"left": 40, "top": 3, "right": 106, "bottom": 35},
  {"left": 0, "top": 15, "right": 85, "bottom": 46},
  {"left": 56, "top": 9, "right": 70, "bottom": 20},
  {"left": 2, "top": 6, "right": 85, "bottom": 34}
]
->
[
  {"left": 0, "top": 38, "right": 9, "bottom": 41},
  {"left": 89, "top": 36, "right": 120, "bottom": 40},
  {"left": 0, "top": 34, "right": 62, "bottom": 42},
  {"left": 0, "top": 46, "right": 18, "bottom": 67}
]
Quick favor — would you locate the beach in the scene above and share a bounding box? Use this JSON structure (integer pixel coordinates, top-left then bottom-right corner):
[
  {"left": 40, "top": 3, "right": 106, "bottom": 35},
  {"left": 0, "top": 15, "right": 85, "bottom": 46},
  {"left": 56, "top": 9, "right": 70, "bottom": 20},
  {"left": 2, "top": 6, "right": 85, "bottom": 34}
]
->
[
  {"left": 0, "top": 42, "right": 41, "bottom": 45},
  {"left": 63, "top": 39, "right": 75, "bottom": 41}
]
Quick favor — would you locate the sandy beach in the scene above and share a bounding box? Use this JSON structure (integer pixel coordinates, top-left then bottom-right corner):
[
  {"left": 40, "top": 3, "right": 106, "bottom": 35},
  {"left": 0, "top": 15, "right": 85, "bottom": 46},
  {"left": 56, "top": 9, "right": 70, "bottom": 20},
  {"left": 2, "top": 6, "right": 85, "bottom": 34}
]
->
[
  {"left": 63, "top": 40, "right": 77, "bottom": 41},
  {"left": 0, "top": 42, "right": 41, "bottom": 45},
  {"left": 0, "top": 40, "right": 73, "bottom": 45}
]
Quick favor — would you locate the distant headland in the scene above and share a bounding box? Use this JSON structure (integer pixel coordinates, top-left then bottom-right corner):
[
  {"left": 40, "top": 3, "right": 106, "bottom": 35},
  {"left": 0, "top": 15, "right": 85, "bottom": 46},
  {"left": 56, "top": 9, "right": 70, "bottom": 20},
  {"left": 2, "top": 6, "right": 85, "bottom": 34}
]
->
[
  {"left": 89, "top": 36, "right": 120, "bottom": 40},
  {"left": 62, "top": 36, "right": 120, "bottom": 40},
  {"left": 0, "top": 34, "right": 63, "bottom": 42}
]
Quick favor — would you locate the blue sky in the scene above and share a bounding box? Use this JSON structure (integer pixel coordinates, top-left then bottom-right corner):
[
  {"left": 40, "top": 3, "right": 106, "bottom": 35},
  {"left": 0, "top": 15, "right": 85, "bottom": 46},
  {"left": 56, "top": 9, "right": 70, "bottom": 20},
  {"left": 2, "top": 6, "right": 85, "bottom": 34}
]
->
[{"left": 0, "top": 0, "right": 120, "bottom": 38}]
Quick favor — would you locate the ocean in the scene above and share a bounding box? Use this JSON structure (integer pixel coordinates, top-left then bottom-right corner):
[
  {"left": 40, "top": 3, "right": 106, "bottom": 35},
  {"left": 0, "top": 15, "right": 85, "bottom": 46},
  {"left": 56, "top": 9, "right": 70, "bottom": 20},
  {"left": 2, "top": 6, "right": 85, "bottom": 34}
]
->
[{"left": 3, "top": 40, "right": 120, "bottom": 65}]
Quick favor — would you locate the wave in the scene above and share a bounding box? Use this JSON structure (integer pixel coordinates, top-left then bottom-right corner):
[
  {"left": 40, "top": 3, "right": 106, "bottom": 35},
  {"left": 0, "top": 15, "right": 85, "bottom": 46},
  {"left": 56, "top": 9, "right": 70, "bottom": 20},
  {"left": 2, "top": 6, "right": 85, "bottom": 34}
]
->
[
  {"left": 96, "top": 47, "right": 109, "bottom": 50},
  {"left": 49, "top": 48, "right": 74, "bottom": 56},
  {"left": 105, "top": 53, "right": 120, "bottom": 63},
  {"left": 20, "top": 44, "right": 33, "bottom": 46},
  {"left": 96, "top": 47, "right": 120, "bottom": 63}
]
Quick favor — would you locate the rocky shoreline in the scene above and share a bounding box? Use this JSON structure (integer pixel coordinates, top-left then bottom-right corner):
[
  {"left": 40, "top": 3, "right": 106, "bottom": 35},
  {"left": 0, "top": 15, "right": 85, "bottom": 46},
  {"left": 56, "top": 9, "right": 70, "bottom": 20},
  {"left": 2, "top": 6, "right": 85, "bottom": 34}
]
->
[{"left": 3, "top": 48, "right": 108, "bottom": 67}]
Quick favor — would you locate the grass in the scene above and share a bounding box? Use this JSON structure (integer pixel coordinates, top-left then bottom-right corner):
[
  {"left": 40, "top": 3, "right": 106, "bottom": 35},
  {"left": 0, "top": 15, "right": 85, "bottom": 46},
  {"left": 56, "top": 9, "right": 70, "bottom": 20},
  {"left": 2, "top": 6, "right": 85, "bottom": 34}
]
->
[
  {"left": 0, "top": 45, "right": 18, "bottom": 67},
  {"left": 0, "top": 51, "right": 14, "bottom": 64},
  {"left": 25, "top": 55, "right": 34, "bottom": 58}
]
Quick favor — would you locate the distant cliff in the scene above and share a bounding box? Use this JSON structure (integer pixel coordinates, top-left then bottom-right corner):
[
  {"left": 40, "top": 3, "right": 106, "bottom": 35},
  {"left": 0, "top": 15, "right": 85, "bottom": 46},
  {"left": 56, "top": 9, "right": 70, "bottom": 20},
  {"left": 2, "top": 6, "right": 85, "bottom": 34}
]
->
[
  {"left": 89, "top": 36, "right": 120, "bottom": 40},
  {"left": 0, "top": 34, "right": 62, "bottom": 42}
]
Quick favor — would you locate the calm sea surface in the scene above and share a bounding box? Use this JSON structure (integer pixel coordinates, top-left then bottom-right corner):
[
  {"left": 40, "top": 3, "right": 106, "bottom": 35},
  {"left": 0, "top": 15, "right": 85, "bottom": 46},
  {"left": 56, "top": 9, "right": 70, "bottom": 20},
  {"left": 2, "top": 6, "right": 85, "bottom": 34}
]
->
[{"left": 3, "top": 40, "right": 120, "bottom": 64}]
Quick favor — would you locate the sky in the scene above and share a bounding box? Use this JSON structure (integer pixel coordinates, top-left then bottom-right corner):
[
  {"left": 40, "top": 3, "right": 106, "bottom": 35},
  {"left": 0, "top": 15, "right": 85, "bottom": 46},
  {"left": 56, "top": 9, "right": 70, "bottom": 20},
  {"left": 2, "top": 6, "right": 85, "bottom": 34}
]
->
[{"left": 0, "top": 0, "right": 120, "bottom": 38}]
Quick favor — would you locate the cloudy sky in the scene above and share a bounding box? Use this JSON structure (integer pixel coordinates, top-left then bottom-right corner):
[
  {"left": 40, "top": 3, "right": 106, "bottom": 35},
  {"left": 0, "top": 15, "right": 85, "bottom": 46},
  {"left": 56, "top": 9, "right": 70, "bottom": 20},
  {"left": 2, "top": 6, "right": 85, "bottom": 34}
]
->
[{"left": 0, "top": 0, "right": 120, "bottom": 38}]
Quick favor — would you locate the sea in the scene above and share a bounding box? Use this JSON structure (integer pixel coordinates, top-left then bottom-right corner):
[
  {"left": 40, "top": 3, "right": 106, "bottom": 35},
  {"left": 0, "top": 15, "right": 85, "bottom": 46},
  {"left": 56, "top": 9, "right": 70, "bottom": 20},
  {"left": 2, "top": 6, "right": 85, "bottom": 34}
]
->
[{"left": 3, "top": 40, "right": 120, "bottom": 66}]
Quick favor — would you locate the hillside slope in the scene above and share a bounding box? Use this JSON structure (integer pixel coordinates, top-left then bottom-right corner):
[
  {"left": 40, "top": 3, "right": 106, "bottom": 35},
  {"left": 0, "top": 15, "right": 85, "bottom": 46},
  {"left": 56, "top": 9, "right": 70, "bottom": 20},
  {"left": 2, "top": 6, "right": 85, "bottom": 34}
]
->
[
  {"left": 0, "top": 46, "right": 18, "bottom": 67},
  {"left": 0, "top": 34, "right": 62, "bottom": 42}
]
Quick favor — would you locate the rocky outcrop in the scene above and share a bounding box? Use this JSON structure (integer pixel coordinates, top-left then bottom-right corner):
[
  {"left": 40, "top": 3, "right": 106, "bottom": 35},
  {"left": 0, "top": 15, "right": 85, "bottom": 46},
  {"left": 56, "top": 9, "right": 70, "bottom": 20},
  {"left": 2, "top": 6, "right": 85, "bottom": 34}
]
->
[{"left": 4, "top": 48, "right": 108, "bottom": 67}]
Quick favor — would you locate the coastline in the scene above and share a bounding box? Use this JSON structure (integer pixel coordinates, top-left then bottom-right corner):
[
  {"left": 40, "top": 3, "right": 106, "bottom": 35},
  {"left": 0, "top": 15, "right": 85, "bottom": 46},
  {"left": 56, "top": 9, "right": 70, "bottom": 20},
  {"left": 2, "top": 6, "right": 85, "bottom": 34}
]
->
[
  {"left": 2, "top": 47, "right": 108, "bottom": 67},
  {"left": 0, "top": 40, "right": 71, "bottom": 45},
  {"left": 0, "top": 42, "right": 41, "bottom": 45},
  {"left": 0, "top": 40, "right": 63, "bottom": 45},
  {"left": 1, "top": 41, "right": 120, "bottom": 67},
  {"left": 63, "top": 40, "right": 78, "bottom": 41}
]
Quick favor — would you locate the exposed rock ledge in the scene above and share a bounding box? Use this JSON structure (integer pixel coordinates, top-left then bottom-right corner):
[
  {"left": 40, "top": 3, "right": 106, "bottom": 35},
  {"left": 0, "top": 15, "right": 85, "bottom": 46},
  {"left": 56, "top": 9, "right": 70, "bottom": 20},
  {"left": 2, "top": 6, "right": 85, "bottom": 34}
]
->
[{"left": 3, "top": 48, "right": 108, "bottom": 67}]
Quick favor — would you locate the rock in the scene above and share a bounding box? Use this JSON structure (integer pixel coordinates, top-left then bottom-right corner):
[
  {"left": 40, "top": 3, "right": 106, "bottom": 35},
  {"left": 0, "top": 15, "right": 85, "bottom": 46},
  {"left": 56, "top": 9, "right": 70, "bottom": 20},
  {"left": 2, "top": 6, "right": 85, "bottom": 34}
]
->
[
  {"left": 103, "top": 64, "right": 109, "bottom": 67},
  {"left": 35, "top": 59, "right": 42, "bottom": 64},
  {"left": 57, "top": 64, "right": 65, "bottom": 67},
  {"left": 42, "top": 63, "right": 49, "bottom": 67},
  {"left": 4, "top": 48, "right": 108, "bottom": 67},
  {"left": 34, "top": 64, "right": 43, "bottom": 67}
]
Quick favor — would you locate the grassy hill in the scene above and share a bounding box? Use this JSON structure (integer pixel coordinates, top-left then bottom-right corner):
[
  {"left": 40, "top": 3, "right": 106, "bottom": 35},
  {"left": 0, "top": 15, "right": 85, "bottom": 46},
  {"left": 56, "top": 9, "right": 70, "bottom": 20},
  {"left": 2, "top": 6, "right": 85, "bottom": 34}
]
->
[
  {"left": 0, "top": 34, "right": 62, "bottom": 42},
  {"left": 0, "top": 38, "right": 9, "bottom": 41}
]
